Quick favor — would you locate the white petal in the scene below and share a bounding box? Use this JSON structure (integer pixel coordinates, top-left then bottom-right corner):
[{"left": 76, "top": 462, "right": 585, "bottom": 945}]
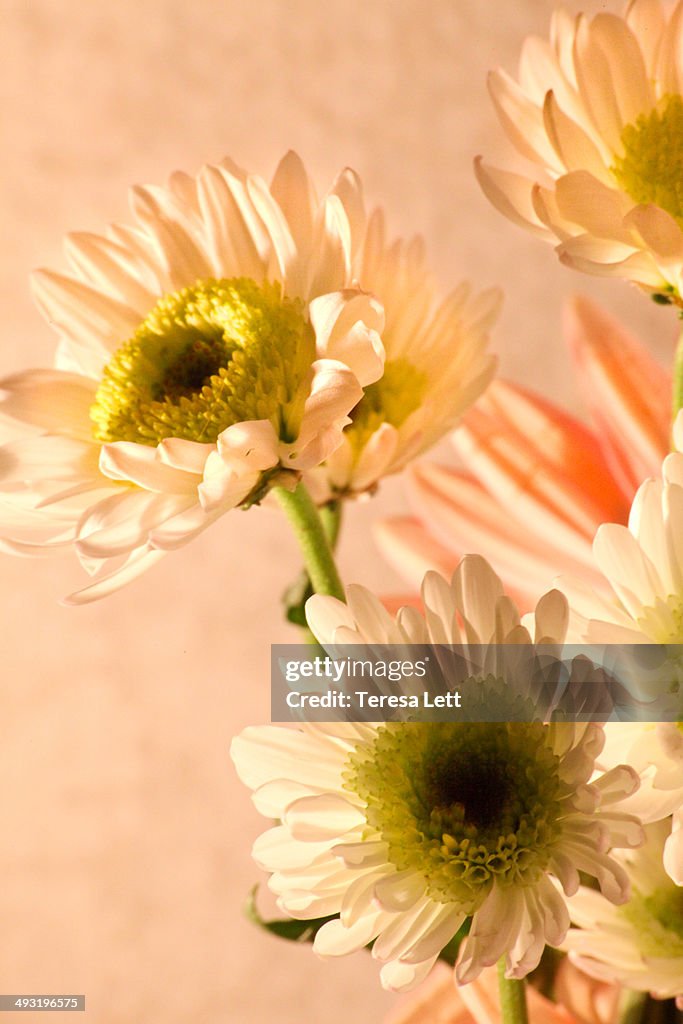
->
[
  {"left": 374, "top": 871, "right": 426, "bottom": 913},
  {"left": 63, "top": 544, "right": 167, "bottom": 605},
  {"left": 474, "top": 160, "right": 552, "bottom": 239},
  {"left": 308, "top": 289, "right": 386, "bottom": 387},
  {"left": 379, "top": 956, "right": 439, "bottom": 993},
  {"left": 313, "top": 912, "right": 384, "bottom": 958},
  {"left": 64, "top": 231, "right": 157, "bottom": 312},
  {"left": 305, "top": 594, "right": 357, "bottom": 645},
  {"left": 230, "top": 725, "right": 347, "bottom": 793},
  {"left": 197, "top": 164, "right": 266, "bottom": 280},
  {"left": 0, "top": 369, "right": 96, "bottom": 439},
  {"left": 284, "top": 794, "right": 365, "bottom": 842},
  {"left": 31, "top": 269, "right": 140, "bottom": 361},
  {"left": 99, "top": 442, "right": 198, "bottom": 493},
  {"left": 283, "top": 360, "right": 362, "bottom": 470},
  {"left": 251, "top": 825, "right": 334, "bottom": 871}
]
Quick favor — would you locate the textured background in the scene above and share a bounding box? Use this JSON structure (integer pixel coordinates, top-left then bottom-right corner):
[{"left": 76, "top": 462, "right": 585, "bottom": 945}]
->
[{"left": 0, "top": 1, "right": 674, "bottom": 1022}]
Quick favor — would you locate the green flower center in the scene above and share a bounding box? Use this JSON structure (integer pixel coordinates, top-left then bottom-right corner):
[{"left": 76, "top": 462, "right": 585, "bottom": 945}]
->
[
  {"left": 345, "top": 358, "right": 427, "bottom": 458},
  {"left": 612, "top": 95, "right": 683, "bottom": 227},
  {"left": 635, "top": 602, "right": 683, "bottom": 697},
  {"left": 624, "top": 885, "right": 683, "bottom": 958},
  {"left": 345, "top": 721, "right": 563, "bottom": 910},
  {"left": 90, "top": 278, "right": 315, "bottom": 446}
]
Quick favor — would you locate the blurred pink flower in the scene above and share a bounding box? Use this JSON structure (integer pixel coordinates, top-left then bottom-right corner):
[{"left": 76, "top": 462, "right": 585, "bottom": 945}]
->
[
  {"left": 377, "top": 296, "right": 669, "bottom": 609},
  {"left": 385, "top": 960, "right": 618, "bottom": 1024}
]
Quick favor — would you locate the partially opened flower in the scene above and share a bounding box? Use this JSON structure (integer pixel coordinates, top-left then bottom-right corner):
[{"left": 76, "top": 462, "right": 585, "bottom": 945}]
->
[
  {"left": 477, "top": 1, "right": 683, "bottom": 302},
  {"left": 0, "top": 152, "right": 389, "bottom": 602},
  {"left": 377, "top": 296, "right": 669, "bottom": 609},
  {"left": 312, "top": 217, "right": 500, "bottom": 496},
  {"left": 564, "top": 819, "right": 683, "bottom": 1009},
  {"left": 231, "top": 556, "right": 642, "bottom": 992}
]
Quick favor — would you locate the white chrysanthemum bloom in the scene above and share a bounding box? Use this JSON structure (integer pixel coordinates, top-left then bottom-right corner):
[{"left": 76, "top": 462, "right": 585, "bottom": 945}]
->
[
  {"left": 231, "top": 556, "right": 642, "bottom": 992},
  {"left": 0, "top": 152, "right": 393, "bottom": 602},
  {"left": 597, "top": 724, "right": 683, "bottom": 886},
  {"left": 477, "top": 0, "right": 683, "bottom": 303},
  {"left": 558, "top": 410, "right": 683, "bottom": 884},
  {"left": 564, "top": 819, "right": 683, "bottom": 1009},
  {"left": 558, "top": 449, "right": 683, "bottom": 648},
  {"left": 311, "top": 216, "right": 500, "bottom": 496}
]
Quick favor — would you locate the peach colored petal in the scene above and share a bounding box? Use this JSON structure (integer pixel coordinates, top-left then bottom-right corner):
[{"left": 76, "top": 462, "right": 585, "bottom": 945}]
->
[
  {"left": 385, "top": 962, "right": 601, "bottom": 1024},
  {"left": 453, "top": 381, "right": 629, "bottom": 561},
  {"left": 384, "top": 962, "right": 467, "bottom": 1024},
  {"left": 564, "top": 295, "right": 670, "bottom": 492},
  {"left": 462, "top": 378, "right": 630, "bottom": 518},
  {"left": 405, "top": 466, "right": 600, "bottom": 599},
  {"left": 554, "top": 958, "right": 620, "bottom": 1024},
  {"left": 374, "top": 515, "right": 467, "bottom": 589}
]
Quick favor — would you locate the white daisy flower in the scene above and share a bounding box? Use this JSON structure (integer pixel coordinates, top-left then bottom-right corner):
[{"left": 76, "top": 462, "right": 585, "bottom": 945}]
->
[
  {"left": 313, "top": 215, "right": 500, "bottom": 496},
  {"left": 0, "top": 152, "right": 388, "bottom": 602},
  {"left": 558, "top": 454, "right": 683, "bottom": 647},
  {"left": 231, "top": 556, "right": 642, "bottom": 992},
  {"left": 477, "top": 0, "right": 683, "bottom": 302},
  {"left": 564, "top": 819, "right": 683, "bottom": 1009},
  {"left": 557, "top": 410, "right": 683, "bottom": 885},
  {"left": 598, "top": 723, "right": 683, "bottom": 886}
]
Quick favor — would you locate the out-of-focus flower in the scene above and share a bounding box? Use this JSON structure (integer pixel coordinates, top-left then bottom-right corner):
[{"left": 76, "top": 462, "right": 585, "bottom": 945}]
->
[
  {"left": 231, "top": 556, "right": 642, "bottom": 992},
  {"left": 554, "top": 958, "right": 620, "bottom": 1024},
  {"left": 312, "top": 223, "right": 500, "bottom": 496},
  {"left": 385, "top": 960, "right": 618, "bottom": 1024},
  {"left": 0, "top": 153, "right": 392, "bottom": 603},
  {"left": 477, "top": 0, "right": 683, "bottom": 302},
  {"left": 564, "top": 820, "right": 683, "bottom": 1009},
  {"left": 377, "top": 296, "right": 669, "bottom": 609}
]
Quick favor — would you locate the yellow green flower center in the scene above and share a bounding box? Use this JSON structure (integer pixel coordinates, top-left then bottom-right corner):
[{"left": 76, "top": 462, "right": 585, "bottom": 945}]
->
[
  {"left": 345, "top": 358, "right": 427, "bottom": 458},
  {"left": 345, "top": 720, "right": 563, "bottom": 910},
  {"left": 90, "top": 278, "right": 314, "bottom": 446},
  {"left": 636, "top": 598, "right": 683, "bottom": 669},
  {"left": 624, "top": 885, "right": 683, "bottom": 957},
  {"left": 612, "top": 95, "right": 683, "bottom": 227}
]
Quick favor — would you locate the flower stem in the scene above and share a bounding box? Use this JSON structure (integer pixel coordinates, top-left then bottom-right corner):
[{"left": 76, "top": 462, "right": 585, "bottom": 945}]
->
[
  {"left": 672, "top": 319, "right": 683, "bottom": 433},
  {"left": 497, "top": 961, "right": 529, "bottom": 1024},
  {"left": 274, "top": 483, "right": 345, "bottom": 602},
  {"left": 320, "top": 499, "right": 343, "bottom": 551},
  {"left": 618, "top": 989, "right": 647, "bottom": 1024}
]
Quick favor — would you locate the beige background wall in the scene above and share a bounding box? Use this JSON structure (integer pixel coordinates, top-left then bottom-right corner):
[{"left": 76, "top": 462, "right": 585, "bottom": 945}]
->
[{"left": 0, "top": 2, "right": 674, "bottom": 1022}]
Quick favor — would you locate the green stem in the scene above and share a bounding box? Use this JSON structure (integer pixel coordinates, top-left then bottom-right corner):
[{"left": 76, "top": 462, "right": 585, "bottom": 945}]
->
[
  {"left": 618, "top": 989, "right": 647, "bottom": 1024},
  {"left": 274, "top": 484, "right": 345, "bottom": 602},
  {"left": 319, "top": 500, "right": 343, "bottom": 551},
  {"left": 672, "top": 320, "right": 683, "bottom": 437},
  {"left": 497, "top": 961, "right": 529, "bottom": 1024}
]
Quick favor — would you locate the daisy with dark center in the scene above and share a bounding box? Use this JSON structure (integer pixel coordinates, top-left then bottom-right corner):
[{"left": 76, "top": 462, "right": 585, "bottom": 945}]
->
[
  {"left": 0, "top": 153, "right": 389, "bottom": 602},
  {"left": 0, "top": 151, "right": 498, "bottom": 602},
  {"left": 0, "top": 162, "right": 345, "bottom": 601},
  {"left": 231, "top": 557, "right": 643, "bottom": 992}
]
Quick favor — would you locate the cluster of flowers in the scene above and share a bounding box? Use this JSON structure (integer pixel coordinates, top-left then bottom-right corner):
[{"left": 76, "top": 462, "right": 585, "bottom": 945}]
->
[{"left": 3, "top": 0, "right": 683, "bottom": 1020}]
